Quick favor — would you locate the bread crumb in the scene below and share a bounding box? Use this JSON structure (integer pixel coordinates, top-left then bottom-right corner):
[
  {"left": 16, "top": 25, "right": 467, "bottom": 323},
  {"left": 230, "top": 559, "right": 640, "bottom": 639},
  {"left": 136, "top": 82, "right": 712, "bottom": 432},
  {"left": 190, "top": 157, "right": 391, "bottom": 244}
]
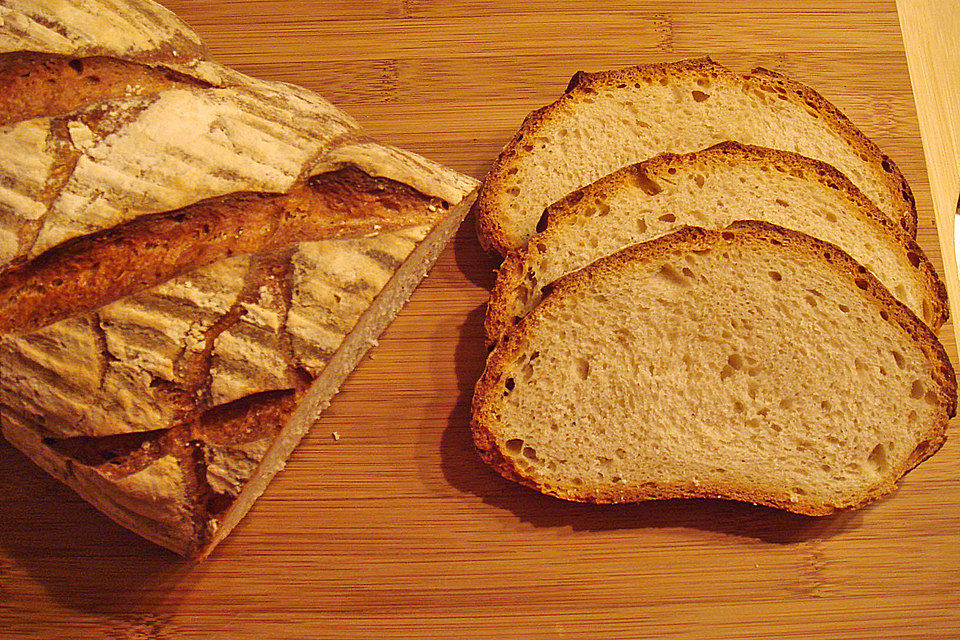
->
[
  {"left": 332, "top": 432, "right": 340, "bottom": 441},
  {"left": 366, "top": 338, "right": 379, "bottom": 347},
  {"left": 67, "top": 121, "right": 95, "bottom": 152}
]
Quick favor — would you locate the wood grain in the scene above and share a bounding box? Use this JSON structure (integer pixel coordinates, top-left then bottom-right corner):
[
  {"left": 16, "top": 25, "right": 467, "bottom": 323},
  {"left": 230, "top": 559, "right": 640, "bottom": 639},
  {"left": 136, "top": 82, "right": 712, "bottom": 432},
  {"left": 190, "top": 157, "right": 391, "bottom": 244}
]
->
[
  {"left": 897, "top": 0, "right": 960, "bottom": 324},
  {"left": 1, "top": 1, "right": 958, "bottom": 638}
]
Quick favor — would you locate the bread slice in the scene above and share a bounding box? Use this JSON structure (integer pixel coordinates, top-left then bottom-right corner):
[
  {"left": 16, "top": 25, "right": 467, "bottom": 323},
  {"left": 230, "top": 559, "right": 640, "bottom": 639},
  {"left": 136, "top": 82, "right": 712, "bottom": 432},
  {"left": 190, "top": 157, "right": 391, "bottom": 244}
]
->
[
  {"left": 485, "top": 143, "right": 948, "bottom": 342},
  {"left": 472, "top": 222, "right": 956, "bottom": 515},
  {"left": 474, "top": 58, "right": 917, "bottom": 254},
  {"left": 0, "top": 0, "right": 479, "bottom": 556}
]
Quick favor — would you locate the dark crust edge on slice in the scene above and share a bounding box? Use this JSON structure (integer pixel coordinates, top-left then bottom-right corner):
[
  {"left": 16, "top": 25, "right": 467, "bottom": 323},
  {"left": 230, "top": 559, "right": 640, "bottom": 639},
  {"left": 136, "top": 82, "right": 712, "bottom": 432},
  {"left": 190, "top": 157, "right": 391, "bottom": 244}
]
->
[{"left": 471, "top": 221, "right": 955, "bottom": 515}]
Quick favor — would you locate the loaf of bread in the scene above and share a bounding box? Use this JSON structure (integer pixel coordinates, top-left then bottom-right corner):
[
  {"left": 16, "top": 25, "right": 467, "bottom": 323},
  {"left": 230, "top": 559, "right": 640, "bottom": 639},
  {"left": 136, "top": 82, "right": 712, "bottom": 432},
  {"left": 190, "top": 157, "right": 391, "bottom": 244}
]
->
[
  {"left": 472, "top": 223, "right": 956, "bottom": 514},
  {"left": 474, "top": 58, "right": 916, "bottom": 254},
  {"left": 0, "top": 0, "right": 478, "bottom": 556},
  {"left": 485, "top": 143, "right": 947, "bottom": 343}
]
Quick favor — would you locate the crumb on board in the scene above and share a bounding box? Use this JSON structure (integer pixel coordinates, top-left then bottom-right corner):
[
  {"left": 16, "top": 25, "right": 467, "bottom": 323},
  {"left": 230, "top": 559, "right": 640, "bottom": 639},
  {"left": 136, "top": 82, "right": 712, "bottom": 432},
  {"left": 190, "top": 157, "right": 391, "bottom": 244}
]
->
[{"left": 332, "top": 432, "right": 340, "bottom": 441}]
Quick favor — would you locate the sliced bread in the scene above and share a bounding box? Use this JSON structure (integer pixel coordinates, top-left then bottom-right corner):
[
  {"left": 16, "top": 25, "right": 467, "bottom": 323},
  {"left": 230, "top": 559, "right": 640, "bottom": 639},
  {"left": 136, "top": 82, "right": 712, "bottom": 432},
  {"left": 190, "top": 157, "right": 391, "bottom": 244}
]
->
[
  {"left": 474, "top": 58, "right": 916, "bottom": 254},
  {"left": 485, "top": 143, "right": 947, "bottom": 342},
  {"left": 472, "top": 222, "right": 956, "bottom": 515}
]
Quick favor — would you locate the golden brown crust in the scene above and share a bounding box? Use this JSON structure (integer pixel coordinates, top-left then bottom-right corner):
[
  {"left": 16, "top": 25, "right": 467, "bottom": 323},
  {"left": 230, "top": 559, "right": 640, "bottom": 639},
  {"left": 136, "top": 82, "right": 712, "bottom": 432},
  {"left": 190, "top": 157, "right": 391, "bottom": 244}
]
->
[
  {"left": 472, "top": 222, "right": 955, "bottom": 515},
  {"left": 0, "top": 0, "right": 477, "bottom": 557},
  {"left": 474, "top": 57, "right": 918, "bottom": 255},
  {"left": 20, "top": 379, "right": 309, "bottom": 555},
  {"left": 483, "top": 142, "right": 947, "bottom": 343},
  {"left": 0, "top": 167, "right": 447, "bottom": 335},
  {"left": 0, "top": 52, "right": 208, "bottom": 126}
]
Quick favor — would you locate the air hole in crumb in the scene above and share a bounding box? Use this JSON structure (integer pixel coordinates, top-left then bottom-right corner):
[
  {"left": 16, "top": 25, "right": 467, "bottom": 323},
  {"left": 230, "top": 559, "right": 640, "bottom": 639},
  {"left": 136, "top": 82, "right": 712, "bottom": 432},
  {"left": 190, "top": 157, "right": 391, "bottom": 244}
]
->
[
  {"left": 505, "top": 439, "right": 524, "bottom": 454},
  {"left": 504, "top": 378, "right": 515, "bottom": 391},
  {"left": 780, "top": 397, "right": 795, "bottom": 410},
  {"left": 694, "top": 174, "right": 705, "bottom": 188},
  {"left": 691, "top": 90, "right": 710, "bottom": 102},
  {"left": 854, "top": 278, "right": 869, "bottom": 290},
  {"left": 637, "top": 217, "right": 648, "bottom": 233},
  {"left": 659, "top": 213, "right": 677, "bottom": 223},
  {"left": 867, "top": 443, "right": 888, "bottom": 473},
  {"left": 574, "top": 357, "right": 590, "bottom": 380},
  {"left": 838, "top": 304, "right": 850, "bottom": 313},
  {"left": 520, "top": 362, "right": 534, "bottom": 380},
  {"left": 821, "top": 399, "right": 832, "bottom": 412},
  {"left": 805, "top": 295, "right": 817, "bottom": 307},
  {"left": 879, "top": 310, "right": 889, "bottom": 321},
  {"left": 909, "top": 440, "right": 931, "bottom": 463},
  {"left": 910, "top": 380, "right": 924, "bottom": 399},
  {"left": 775, "top": 199, "right": 789, "bottom": 207},
  {"left": 681, "top": 267, "right": 695, "bottom": 279},
  {"left": 522, "top": 446, "right": 538, "bottom": 461},
  {"left": 728, "top": 353, "right": 744, "bottom": 370},
  {"left": 506, "top": 186, "right": 520, "bottom": 196},
  {"left": 769, "top": 271, "right": 782, "bottom": 282},
  {"left": 721, "top": 231, "right": 734, "bottom": 241},
  {"left": 907, "top": 251, "right": 920, "bottom": 268},
  {"left": 657, "top": 263, "right": 689, "bottom": 287},
  {"left": 634, "top": 172, "right": 663, "bottom": 195}
]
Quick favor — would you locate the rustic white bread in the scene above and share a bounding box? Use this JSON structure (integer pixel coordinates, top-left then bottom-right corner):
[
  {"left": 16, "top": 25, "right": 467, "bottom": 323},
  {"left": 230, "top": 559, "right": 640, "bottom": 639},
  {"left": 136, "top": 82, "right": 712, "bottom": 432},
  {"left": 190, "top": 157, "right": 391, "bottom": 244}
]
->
[
  {"left": 472, "top": 222, "right": 956, "bottom": 515},
  {"left": 486, "top": 143, "right": 947, "bottom": 342},
  {"left": 474, "top": 58, "right": 917, "bottom": 254},
  {"left": 0, "top": 0, "right": 479, "bottom": 557}
]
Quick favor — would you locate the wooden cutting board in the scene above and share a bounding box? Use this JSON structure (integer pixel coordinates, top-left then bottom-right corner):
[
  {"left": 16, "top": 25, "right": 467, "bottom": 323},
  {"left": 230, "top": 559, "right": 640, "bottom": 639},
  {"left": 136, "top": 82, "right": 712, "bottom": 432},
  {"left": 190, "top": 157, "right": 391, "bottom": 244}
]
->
[{"left": 2, "top": 1, "right": 958, "bottom": 638}]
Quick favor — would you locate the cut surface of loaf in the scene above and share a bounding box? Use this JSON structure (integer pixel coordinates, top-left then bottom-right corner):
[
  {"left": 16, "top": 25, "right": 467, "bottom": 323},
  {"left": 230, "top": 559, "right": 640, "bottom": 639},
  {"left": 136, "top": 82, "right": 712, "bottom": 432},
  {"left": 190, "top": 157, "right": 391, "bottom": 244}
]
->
[
  {"left": 0, "top": 0, "right": 479, "bottom": 557},
  {"left": 486, "top": 143, "right": 947, "bottom": 342},
  {"left": 472, "top": 222, "right": 956, "bottom": 515},
  {"left": 474, "top": 57, "right": 916, "bottom": 254}
]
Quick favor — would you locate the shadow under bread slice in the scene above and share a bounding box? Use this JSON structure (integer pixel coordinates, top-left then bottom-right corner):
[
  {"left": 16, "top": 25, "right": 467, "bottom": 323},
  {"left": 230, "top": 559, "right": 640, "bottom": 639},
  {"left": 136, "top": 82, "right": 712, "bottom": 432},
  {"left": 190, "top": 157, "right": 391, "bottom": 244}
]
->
[
  {"left": 485, "top": 143, "right": 947, "bottom": 343},
  {"left": 472, "top": 222, "right": 956, "bottom": 515}
]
